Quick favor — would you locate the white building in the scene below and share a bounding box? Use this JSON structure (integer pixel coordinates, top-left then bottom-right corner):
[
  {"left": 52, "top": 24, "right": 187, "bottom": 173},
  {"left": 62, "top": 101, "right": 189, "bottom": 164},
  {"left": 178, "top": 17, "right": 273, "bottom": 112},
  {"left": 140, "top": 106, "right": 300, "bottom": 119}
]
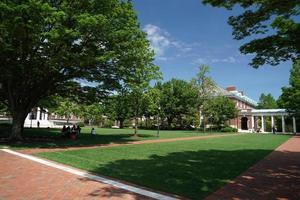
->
[{"left": 24, "top": 107, "right": 54, "bottom": 128}]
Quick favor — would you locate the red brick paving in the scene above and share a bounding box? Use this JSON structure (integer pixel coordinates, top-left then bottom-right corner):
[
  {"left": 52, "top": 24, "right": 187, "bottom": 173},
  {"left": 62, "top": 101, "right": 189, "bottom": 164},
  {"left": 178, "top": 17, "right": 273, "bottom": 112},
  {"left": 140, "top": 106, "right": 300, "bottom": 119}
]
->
[
  {"left": 19, "top": 133, "right": 239, "bottom": 154},
  {"left": 0, "top": 150, "right": 153, "bottom": 200},
  {"left": 205, "top": 136, "right": 300, "bottom": 200},
  {"left": 3, "top": 134, "right": 299, "bottom": 200}
]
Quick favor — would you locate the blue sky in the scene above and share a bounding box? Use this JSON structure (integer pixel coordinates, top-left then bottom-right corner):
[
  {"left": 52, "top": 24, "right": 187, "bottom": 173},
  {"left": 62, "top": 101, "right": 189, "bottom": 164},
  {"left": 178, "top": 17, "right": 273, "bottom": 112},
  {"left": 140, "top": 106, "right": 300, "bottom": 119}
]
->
[{"left": 132, "top": 0, "right": 292, "bottom": 102}]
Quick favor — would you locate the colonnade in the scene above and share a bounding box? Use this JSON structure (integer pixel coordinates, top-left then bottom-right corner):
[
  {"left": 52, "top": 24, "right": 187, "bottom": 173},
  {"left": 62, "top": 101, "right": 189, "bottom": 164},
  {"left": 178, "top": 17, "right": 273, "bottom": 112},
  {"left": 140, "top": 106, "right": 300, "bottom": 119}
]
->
[{"left": 251, "top": 115, "right": 297, "bottom": 133}]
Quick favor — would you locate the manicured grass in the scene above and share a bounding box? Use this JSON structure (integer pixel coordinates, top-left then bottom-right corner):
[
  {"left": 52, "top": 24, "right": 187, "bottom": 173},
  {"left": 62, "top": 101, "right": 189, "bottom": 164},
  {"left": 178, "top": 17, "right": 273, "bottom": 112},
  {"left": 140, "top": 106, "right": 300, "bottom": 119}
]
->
[
  {"left": 37, "top": 134, "right": 290, "bottom": 199},
  {"left": 0, "top": 126, "right": 231, "bottom": 149}
]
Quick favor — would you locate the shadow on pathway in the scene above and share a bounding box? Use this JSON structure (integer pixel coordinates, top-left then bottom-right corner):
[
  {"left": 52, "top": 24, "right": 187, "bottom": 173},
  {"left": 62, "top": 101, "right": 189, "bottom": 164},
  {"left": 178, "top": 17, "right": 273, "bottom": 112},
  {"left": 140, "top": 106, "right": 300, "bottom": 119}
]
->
[{"left": 205, "top": 136, "right": 300, "bottom": 200}]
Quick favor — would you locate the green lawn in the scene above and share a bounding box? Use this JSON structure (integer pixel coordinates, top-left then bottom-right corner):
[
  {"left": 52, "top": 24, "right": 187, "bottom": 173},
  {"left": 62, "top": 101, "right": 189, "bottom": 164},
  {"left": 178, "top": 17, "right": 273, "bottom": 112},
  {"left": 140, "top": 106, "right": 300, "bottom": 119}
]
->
[
  {"left": 37, "top": 134, "right": 290, "bottom": 199},
  {"left": 0, "top": 126, "right": 231, "bottom": 149}
]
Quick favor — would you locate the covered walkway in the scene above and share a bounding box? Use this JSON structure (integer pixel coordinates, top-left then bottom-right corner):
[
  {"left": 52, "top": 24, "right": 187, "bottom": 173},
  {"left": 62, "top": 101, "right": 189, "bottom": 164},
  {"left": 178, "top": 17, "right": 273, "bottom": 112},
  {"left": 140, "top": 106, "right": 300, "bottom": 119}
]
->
[{"left": 239, "top": 109, "right": 297, "bottom": 133}]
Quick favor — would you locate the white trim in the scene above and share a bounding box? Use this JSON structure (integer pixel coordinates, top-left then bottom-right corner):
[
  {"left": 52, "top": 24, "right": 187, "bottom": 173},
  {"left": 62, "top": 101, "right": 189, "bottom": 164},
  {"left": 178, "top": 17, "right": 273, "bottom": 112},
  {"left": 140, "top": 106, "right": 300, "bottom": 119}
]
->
[
  {"left": 1, "top": 149, "right": 178, "bottom": 200},
  {"left": 293, "top": 117, "right": 297, "bottom": 133}
]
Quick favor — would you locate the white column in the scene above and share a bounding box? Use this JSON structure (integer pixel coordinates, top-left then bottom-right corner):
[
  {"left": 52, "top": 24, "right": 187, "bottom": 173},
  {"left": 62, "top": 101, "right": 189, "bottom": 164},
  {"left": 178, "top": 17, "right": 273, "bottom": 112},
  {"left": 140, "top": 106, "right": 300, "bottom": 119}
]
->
[
  {"left": 293, "top": 117, "right": 297, "bottom": 133},
  {"left": 251, "top": 116, "right": 255, "bottom": 129},
  {"left": 261, "top": 116, "right": 265, "bottom": 132},
  {"left": 282, "top": 116, "right": 286, "bottom": 133},
  {"left": 45, "top": 112, "right": 48, "bottom": 120},
  {"left": 25, "top": 112, "right": 30, "bottom": 120},
  {"left": 271, "top": 116, "right": 275, "bottom": 128},
  {"left": 37, "top": 107, "right": 41, "bottom": 121}
]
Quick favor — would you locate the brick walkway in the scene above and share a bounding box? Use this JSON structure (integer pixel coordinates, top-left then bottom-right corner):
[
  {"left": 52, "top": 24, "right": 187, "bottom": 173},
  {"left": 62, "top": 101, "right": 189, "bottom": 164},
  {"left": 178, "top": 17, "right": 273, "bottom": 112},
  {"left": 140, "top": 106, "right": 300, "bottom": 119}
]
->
[
  {"left": 205, "top": 136, "right": 300, "bottom": 200},
  {"left": 0, "top": 150, "right": 169, "bottom": 200},
  {"left": 2, "top": 135, "right": 299, "bottom": 200},
  {"left": 19, "top": 133, "right": 239, "bottom": 154}
]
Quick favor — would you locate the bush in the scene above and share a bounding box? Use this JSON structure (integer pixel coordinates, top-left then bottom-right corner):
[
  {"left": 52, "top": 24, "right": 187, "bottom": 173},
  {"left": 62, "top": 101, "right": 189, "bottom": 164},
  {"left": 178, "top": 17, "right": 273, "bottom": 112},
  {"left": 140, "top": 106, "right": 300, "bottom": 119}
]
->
[
  {"left": 76, "top": 122, "right": 85, "bottom": 127},
  {"left": 0, "top": 122, "right": 12, "bottom": 127},
  {"left": 103, "top": 120, "right": 114, "bottom": 128},
  {"left": 220, "top": 126, "right": 238, "bottom": 132}
]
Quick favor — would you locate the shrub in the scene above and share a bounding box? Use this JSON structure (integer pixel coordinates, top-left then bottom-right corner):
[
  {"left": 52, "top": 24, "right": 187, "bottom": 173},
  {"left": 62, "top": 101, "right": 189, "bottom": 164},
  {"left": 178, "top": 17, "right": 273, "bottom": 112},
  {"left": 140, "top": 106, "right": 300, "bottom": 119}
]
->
[
  {"left": 103, "top": 120, "right": 114, "bottom": 128},
  {"left": 220, "top": 126, "right": 238, "bottom": 132},
  {"left": 0, "top": 122, "right": 12, "bottom": 127},
  {"left": 76, "top": 122, "right": 85, "bottom": 127}
]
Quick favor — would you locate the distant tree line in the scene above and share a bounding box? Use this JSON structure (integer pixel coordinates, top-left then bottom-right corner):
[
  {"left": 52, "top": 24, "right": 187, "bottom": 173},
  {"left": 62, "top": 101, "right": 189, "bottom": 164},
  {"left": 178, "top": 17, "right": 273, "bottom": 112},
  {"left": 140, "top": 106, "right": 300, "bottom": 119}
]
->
[{"left": 45, "top": 66, "right": 239, "bottom": 133}]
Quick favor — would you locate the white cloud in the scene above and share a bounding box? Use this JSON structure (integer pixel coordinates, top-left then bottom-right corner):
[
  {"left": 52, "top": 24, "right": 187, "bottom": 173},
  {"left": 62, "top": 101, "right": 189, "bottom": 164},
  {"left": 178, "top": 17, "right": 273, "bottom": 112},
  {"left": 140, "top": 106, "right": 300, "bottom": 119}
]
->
[
  {"left": 193, "top": 56, "right": 237, "bottom": 65},
  {"left": 143, "top": 24, "right": 199, "bottom": 60},
  {"left": 211, "top": 56, "right": 236, "bottom": 63},
  {"left": 143, "top": 24, "right": 171, "bottom": 59},
  {"left": 193, "top": 58, "right": 207, "bottom": 64}
]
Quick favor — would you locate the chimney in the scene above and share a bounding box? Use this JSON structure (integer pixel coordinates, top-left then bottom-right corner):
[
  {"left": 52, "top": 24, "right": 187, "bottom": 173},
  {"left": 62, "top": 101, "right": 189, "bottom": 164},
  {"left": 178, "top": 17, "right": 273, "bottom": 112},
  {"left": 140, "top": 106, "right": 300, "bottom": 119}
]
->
[{"left": 226, "top": 86, "right": 236, "bottom": 91}]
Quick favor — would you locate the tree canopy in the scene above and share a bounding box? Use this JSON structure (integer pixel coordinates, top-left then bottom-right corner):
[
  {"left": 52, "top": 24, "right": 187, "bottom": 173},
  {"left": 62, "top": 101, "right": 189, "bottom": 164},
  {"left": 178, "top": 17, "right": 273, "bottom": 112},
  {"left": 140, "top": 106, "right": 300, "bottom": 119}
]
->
[
  {"left": 278, "top": 59, "right": 300, "bottom": 117},
  {"left": 0, "top": 0, "right": 158, "bottom": 140},
  {"left": 257, "top": 93, "right": 278, "bottom": 109},
  {"left": 203, "top": 0, "right": 300, "bottom": 68},
  {"left": 203, "top": 96, "right": 238, "bottom": 128},
  {"left": 158, "top": 79, "right": 199, "bottom": 129}
]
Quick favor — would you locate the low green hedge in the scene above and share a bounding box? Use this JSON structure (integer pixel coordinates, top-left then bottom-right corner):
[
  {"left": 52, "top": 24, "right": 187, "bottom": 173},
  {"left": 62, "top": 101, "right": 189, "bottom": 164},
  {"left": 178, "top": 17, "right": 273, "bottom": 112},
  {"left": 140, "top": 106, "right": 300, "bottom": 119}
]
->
[{"left": 220, "top": 126, "right": 238, "bottom": 132}]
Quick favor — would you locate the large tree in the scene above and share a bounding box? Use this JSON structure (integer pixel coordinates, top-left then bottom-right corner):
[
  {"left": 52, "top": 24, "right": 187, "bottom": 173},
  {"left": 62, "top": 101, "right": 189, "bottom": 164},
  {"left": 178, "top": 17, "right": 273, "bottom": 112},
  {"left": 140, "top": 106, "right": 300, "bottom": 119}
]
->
[
  {"left": 142, "top": 87, "right": 162, "bottom": 128},
  {"left": 51, "top": 98, "right": 79, "bottom": 123},
  {"left": 159, "top": 79, "right": 198, "bottom": 129},
  {"left": 257, "top": 93, "right": 278, "bottom": 109},
  {"left": 203, "top": 96, "right": 238, "bottom": 128},
  {"left": 191, "top": 65, "right": 216, "bottom": 129},
  {"left": 0, "top": 0, "right": 157, "bottom": 140},
  {"left": 127, "top": 63, "right": 161, "bottom": 135},
  {"left": 104, "top": 89, "right": 133, "bottom": 129},
  {"left": 278, "top": 59, "right": 300, "bottom": 117},
  {"left": 203, "top": 0, "right": 300, "bottom": 67}
]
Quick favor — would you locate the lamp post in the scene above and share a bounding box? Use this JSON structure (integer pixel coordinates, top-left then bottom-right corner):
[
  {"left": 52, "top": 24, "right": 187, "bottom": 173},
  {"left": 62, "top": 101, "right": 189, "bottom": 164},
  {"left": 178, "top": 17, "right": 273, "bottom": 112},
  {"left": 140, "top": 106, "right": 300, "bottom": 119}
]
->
[{"left": 157, "top": 106, "right": 161, "bottom": 137}]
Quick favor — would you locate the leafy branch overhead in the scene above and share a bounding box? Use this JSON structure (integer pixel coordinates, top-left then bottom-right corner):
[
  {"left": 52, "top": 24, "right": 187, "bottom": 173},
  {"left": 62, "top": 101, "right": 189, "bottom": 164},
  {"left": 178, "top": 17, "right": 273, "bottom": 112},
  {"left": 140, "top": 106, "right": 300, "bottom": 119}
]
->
[
  {"left": 0, "top": 0, "right": 158, "bottom": 140},
  {"left": 203, "top": 0, "right": 300, "bottom": 67}
]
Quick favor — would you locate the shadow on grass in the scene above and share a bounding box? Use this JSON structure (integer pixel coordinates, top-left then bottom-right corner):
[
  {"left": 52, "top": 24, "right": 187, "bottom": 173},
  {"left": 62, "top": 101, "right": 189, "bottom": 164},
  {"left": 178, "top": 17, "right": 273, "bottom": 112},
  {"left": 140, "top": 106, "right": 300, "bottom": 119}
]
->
[
  {"left": 0, "top": 127, "right": 154, "bottom": 149},
  {"left": 84, "top": 149, "right": 300, "bottom": 200},
  {"left": 78, "top": 177, "right": 153, "bottom": 199}
]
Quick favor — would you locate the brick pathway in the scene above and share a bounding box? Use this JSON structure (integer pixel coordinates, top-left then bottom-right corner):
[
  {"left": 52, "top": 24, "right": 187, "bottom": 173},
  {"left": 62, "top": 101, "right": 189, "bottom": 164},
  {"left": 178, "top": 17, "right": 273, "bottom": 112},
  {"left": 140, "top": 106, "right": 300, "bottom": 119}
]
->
[
  {"left": 19, "top": 133, "right": 239, "bottom": 154},
  {"left": 205, "top": 136, "right": 300, "bottom": 200},
  {"left": 0, "top": 150, "right": 170, "bottom": 200}
]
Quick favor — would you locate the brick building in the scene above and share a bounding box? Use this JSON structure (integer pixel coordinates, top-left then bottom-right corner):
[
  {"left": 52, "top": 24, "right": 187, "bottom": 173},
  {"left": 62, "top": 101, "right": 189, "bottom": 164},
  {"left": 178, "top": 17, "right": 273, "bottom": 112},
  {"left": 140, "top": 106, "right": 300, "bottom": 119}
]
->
[{"left": 221, "top": 86, "right": 297, "bottom": 133}]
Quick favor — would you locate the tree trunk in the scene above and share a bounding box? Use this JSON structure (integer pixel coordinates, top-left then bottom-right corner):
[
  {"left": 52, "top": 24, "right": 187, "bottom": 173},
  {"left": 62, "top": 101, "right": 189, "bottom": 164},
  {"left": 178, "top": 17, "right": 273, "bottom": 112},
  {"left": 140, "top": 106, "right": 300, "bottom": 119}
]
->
[
  {"left": 119, "top": 119, "right": 124, "bottom": 129},
  {"left": 134, "top": 117, "right": 138, "bottom": 136},
  {"left": 9, "top": 112, "right": 27, "bottom": 141},
  {"left": 167, "top": 118, "right": 172, "bottom": 129},
  {"left": 199, "top": 109, "right": 202, "bottom": 128},
  {"left": 203, "top": 115, "right": 206, "bottom": 132},
  {"left": 145, "top": 117, "right": 148, "bottom": 128}
]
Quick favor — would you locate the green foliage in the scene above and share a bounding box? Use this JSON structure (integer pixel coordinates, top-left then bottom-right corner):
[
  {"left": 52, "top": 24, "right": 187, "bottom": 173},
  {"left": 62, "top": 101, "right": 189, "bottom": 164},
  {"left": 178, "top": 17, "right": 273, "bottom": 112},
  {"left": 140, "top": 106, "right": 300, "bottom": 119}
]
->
[
  {"left": 0, "top": 0, "right": 157, "bottom": 139},
  {"left": 203, "top": 96, "right": 238, "bottom": 127},
  {"left": 278, "top": 59, "right": 300, "bottom": 117},
  {"left": 79, "top": 103, "right": 103, "bottom": 125},
  {"left": 159, "top": 79, "right": 199, "bottom": 129},
  {"left": 0, "top": 102, "right": 9, "bottom": 116},
  {"left": 104, "top": 89, "right": 133, "bottom": 128},
  {"left": 192, "top": 65, "right": 217, "bottom": 129},
  {"left": 192, "top": 65, "right": 216, "bottom": 104},
  {"left": 76, "top": 122, "right": 85, "bottom": 127},
  {"left": 220, "top": 126, "right": 238, "bottom": 132},
  {"left": 142, "top": 87, "right": 162, "bottom": 117},
  {"left": 257, "top": 93, "right": 278, "bottom": 109},
  {"left": 203, "top": 0, "right": 300, "bottom": 67},
  {"left": 102, "top": 119, "right": 114, "bottom": 128},
  {"left": 51, "top": 97, "right": 80, "bottom": 122}
]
